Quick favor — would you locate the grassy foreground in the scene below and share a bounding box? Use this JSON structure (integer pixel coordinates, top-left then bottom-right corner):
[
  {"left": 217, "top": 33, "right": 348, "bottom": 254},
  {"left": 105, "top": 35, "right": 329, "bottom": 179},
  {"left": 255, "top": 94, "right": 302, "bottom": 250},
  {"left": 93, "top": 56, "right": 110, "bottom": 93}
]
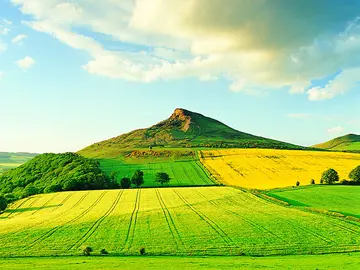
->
[
  {"left": 200, "top": 149, "right": 360, "bottom": 189},
  {"left": 1, "top": 253, "right": 360, "bottom": 270},
  {"left": 268, "top": 185, "right": 360, "bottom": 218},
  {"left": 1, "top": 187, "right": 360, "bottom": 257}
]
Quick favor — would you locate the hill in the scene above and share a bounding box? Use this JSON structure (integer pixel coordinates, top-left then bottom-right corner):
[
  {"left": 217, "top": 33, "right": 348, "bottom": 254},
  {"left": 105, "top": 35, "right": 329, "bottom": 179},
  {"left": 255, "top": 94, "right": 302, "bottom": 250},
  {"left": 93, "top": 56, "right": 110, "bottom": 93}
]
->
[
  {"left": 0, "top": 153, "right": 117, "bottom": 200},
  {"left": 314, "top": 134, "right": 360, "bottom": 151},
  {"left": 1, "top": 187, "right": 360, "bottom": 257},
  {"left": 0, "top": 152, "right": 37, "bottom": 174},
  {"left": 79, "top": 108, "right": 306, "bottom": 158}
]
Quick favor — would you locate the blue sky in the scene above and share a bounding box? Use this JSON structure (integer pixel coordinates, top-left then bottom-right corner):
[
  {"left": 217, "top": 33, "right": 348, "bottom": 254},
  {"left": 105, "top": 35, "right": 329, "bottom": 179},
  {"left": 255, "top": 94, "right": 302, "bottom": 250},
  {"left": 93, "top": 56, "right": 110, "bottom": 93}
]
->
[{"left": 1, "top": 0, "right": 360, "bottom": 153}]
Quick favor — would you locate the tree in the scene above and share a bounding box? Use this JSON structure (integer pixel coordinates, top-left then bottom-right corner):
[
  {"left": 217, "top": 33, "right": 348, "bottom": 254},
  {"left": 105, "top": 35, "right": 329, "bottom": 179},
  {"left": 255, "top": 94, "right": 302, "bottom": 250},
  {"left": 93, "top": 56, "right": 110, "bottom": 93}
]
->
[
  {"left": 310, "top": 179, "right": 315, "bottom": 185},
  {"left": 155, "top": 172, "right": 170, "bottom": 185},
  {"left": 131, "top": 170, "right": 144, "bottom": 187},
  {"left": 349, "top": 165, "right": 360, "bottom": 183},
  {"left": 321, "top": 168, "right": 339, "bottom": 184},
  {"left": 0, "top": 196, "right": 7, "bottom": 211},
  {"left": 140, "top": 247, "right": 146, "bottom": 255},
  {"left": 120, "top": 177, "right": 131, "bottom": 189},
  {"left": 296, "top": 181, "right": 300, "bottom": 187}
]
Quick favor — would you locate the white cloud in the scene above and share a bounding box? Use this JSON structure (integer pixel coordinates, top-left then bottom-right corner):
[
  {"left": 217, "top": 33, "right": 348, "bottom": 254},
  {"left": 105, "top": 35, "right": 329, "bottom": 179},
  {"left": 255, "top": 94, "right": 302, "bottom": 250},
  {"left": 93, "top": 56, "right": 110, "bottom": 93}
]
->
[
  {"left": 12, "top": 34, "right": 27, "bottom": 44},
  {"left": 327, "top": 126, "right": 345, "bottom": 134},
  {"left": 0, "top": 41, "right": 7, "bottom": 54},
  {"left": 16, "top": 56, "right": 35, "bottom": 70},
  {"left": 0, "top": 19, "right": 11, "bottom": 35},
  {"left": 287, "top": 113, "right": 313, "bottom": 119},
  {"left": 306, "top": 68, "right": 360, "bottom": 101},
  {"left": 10, "top": 0, "right": 360, "bottom": 99}
]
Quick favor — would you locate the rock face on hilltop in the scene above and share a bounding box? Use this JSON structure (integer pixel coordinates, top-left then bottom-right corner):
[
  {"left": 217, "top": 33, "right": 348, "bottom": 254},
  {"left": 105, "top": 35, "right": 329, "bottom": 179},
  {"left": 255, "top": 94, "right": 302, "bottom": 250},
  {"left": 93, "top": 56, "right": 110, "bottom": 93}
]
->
[{"left": 79, "top": 108, "right": 306, "bottom": 158}]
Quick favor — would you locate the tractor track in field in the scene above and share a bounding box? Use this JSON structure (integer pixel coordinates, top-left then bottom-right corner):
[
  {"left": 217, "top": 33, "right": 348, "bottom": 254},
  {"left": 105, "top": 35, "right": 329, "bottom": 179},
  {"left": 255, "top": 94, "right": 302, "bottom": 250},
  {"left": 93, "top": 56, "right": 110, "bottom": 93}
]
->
[
  {"left": 8, "top": 196, "right": 41, "bottom": 218},
  {"left": 30, "top": 193, "right": 60, "bottom": 216},
  {"left": 226, "top": 194, "right": 334, "bottom": 244},
  {"left": 193, "top": 190, "right": 287, "bottom": 243},
  {"left": 173, "top": 189, "right": 232, "bottom": 245},
  {"left": 24, "top": 191, "right": 107, "bottom": 250},
  {"left": 4, "top": 197, "right": 32, "bottom": 218},
  {"left": 69, "top": 190, "right": 124, "bottom": 251},
  {"left": 155, "top": 189, "right": 184, "bottom": 249},
  {"left": 123, "top": 189, "right": 141, "bottom": 251},
  {"left": 179, "top": 164, "right": 195, "bottom": 185}
]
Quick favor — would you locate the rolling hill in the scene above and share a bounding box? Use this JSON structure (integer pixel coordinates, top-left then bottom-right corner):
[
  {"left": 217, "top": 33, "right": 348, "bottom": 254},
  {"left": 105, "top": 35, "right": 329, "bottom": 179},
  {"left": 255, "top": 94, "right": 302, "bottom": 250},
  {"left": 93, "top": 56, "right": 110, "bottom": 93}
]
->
[
  {"left": 0, "top": 152, "right": 37, "bottom": 175},
  {"left": 79, "top": 108, "right": 306, "bottom": 158},
  {"left": 314, "top": 134, "right": 360, "bottom": 151}
]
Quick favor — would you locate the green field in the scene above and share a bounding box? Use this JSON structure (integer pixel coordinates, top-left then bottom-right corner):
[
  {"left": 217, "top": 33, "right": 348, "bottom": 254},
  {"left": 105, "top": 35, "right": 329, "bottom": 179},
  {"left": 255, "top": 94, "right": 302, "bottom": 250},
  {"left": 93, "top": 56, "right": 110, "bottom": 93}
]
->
[
  {"left": 99, "top": 158, "right": 216, "bottom": 187},
  {"left": 1, "top": 253, "right": 360, "bottom": 270},
  {"left": 1, "top": 187, "right": 360, "bottom": 257},
  {"left": 0, "top": 152, "right": 36, "bottom": 174},
  {"left": 267, "top": 185, "right": 360, "bottom": 218}
]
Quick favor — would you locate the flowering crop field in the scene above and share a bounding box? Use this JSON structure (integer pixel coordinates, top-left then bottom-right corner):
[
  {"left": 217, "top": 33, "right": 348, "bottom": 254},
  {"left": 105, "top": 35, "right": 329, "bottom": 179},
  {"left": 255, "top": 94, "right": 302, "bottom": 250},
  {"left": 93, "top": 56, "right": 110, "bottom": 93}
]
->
[
  {"left": 199, "top": 149, "right": 360, "bottom": 189},
  {"left": 1, "top": 187, "right": 360, "bottom": 257}
]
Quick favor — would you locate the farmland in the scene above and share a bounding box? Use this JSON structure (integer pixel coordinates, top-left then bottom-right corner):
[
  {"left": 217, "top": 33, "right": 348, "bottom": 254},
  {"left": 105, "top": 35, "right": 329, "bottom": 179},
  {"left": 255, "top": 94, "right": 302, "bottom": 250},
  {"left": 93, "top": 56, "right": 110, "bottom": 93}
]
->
[
  {"left": 0, "top": 152, "right": 36, "bottom": 174},
  {"left": 199, "top": 149, "right": 360, "bottom": 189},
  {"left": 1, "top": 187, "right": 360, "bottom": 257},
  {"left": 99, "top": 158, "right": 215, "bottom": 187},
  {"left": 267, "top": 185, "right": 360, "bottom": 218},
  {"left": 1, "top": 253, "right": 360, "bottom": 270}
]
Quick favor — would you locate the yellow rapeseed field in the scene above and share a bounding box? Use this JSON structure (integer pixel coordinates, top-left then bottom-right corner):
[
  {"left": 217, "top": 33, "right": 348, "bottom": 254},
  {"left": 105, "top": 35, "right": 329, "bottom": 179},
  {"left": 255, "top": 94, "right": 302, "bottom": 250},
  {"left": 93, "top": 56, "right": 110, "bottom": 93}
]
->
[{"left": 199, "top": 149, "right": 360, "bottom": 189}]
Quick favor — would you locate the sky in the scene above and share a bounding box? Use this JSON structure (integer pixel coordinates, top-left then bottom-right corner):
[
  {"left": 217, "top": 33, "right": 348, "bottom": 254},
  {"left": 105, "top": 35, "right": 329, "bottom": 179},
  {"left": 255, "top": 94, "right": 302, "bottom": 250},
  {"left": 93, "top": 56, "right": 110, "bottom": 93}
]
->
[{"left": 1, "top": 0, "right": 360, "bottom": 153}]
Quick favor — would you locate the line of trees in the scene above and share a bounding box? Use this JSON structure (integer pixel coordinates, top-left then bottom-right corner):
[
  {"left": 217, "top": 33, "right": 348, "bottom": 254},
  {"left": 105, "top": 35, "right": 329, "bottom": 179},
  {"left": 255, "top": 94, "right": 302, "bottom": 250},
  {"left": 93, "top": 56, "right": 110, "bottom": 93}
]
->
[
  {"left": 320, "top": 165, "right": 360, "bottom": 185},
  {"left": 119, "top": 170, "right": 171, "bottom": 189}
]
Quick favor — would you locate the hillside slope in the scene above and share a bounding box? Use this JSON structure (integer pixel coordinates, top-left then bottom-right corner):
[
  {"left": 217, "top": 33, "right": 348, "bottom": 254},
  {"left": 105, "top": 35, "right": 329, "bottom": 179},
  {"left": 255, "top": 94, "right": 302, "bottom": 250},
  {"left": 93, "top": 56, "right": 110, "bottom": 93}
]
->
[
  {"left": 314, "top": 134, "right": 360, "bottom": 151},
  {"left": 79, "top": 108, "right": 306, "bottom": 158},
  {"left": 1, "top": 187, "right": 360, "bottom": 257},
  {"left": 0, "top": 152, "right": 37, "bottom": 174}
]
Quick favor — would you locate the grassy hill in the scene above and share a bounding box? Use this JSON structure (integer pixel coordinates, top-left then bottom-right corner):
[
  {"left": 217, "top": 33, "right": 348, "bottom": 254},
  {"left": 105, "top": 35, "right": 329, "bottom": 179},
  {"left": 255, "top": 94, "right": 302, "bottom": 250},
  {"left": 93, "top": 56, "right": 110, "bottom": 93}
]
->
[
  {"left": 79, "top": 108, "right": 306, "bottom": 158},
  {"left": 0, "top": 152, "right": 36, "bottom": 175},
  {"left": 1, "top": 187, "right": 360, "bottom": 257},
  {"left": 314, "top": 134, "right": 360, "bottom": 151}
]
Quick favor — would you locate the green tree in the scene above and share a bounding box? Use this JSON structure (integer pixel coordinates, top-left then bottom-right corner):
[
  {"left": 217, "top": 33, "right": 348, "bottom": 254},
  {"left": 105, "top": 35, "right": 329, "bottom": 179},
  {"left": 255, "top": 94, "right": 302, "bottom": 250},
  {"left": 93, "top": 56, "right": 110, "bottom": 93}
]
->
[
  {"left": 131, "top": 170, "right": 144, "bottom": 187},
  {"left": 296, "top": 181, "right": 300, "bottom": 187},
  {"left": 155, "top": 172, "right": 171, "bottom": 186},
  {"left": 321, "top": 168, "right": 339, "bottom": 184},
  {"left": 0, "top": 196, "right": 7, "bottom": 211},
  {"left": 310, "top": 179, "right": 315, "bottom": 185},
  {"left": 120, "top": 177, "right": 131, "bottom": 189},
  {"left": 83, "top": 246, "right": 93, "bottom": 256},
  {"left": 349, "top": 165, "right": 360, "bottom": 183}
]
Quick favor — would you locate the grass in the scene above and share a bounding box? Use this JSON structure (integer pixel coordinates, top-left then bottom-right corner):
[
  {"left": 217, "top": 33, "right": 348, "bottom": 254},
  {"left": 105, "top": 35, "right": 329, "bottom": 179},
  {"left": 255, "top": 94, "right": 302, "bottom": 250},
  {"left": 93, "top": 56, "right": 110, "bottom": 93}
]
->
[
  {"left": 1, "top": 187, "right": 360, "bottom": 257},
  {"left": 267, "top": 185, "right": 360, "bottom": 218},
  {"left": 1, "top": 253, "right": 360, "bottom": 270},
  {"left": 314, "top": 134, "right": 360, "bottom": 151},
  {"left": 99, "top": 158, "right": 215, "bottom": 187},
  {"left": 199, "top": 149, "right": 360, "bottom": 189},
  {"left": 0, "top": 152, "right": 36, "bottom": 174}
]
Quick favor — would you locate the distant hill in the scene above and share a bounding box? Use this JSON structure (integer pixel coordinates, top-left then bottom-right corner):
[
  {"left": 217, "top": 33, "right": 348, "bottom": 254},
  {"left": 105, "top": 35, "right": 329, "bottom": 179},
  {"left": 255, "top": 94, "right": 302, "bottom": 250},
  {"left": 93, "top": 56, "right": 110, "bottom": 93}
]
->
[
  {"left": 79, "top": 108, "right": 307, "bottom": 158},
  {"left": 314, "top": 134, "right": 360, "bottom": 151}
]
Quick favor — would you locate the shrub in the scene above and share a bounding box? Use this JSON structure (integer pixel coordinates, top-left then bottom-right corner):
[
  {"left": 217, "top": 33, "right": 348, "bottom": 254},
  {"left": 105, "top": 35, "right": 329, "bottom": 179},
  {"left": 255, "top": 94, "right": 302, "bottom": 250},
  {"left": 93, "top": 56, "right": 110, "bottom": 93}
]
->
[
  {"left": 140, "top": 247, "right": 146, "bottom": 255},
  {"left": 310, "top": 179, "right": 315, "bottom": 185},
  {"left": 100, "top": 249, "right": 108, "bottom": 255},
  {"left": 321, "top": 168, "right": 339, "bottom": 184},
  {"left": 120, "top": 177, "right": 131, "bottom": 189},
  {"left": 296, "top": 181, "right": 300, "bottom": 187},
  {"left": 83, "top": 246, "right": 93, "bottom": 256},
  {"left": 44, "top": 184, "right": 62, "bottom": 193},
  {"left": 349, "top": 165, "right": 360, "bottom": 183}
]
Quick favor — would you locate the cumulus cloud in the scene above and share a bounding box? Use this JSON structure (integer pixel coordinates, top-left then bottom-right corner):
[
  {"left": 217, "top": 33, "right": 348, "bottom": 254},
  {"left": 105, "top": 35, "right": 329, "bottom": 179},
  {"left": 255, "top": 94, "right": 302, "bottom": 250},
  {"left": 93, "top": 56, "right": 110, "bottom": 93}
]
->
[
  {"left": 12, "top": 34, "right": 27, "bottom": 44},
  {"left": 10, "top": 0, "right": 360, "bottom": 98},
  {"left": 327, "top": 126, "right": 345, "bottom": 134},
  {"left": 0, "top": 19, "right": 11, "bottom": 35},
  {"left": 16, "top": 56, "right": 35, "bottom": 70}
]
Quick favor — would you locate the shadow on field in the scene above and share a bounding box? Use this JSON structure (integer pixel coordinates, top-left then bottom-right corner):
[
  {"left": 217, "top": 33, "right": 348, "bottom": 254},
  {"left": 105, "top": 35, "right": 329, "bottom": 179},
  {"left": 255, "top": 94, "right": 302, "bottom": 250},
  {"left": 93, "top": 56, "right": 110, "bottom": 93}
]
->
[{"left": 2, "top": 204, "right": 61, "bottom": 215}]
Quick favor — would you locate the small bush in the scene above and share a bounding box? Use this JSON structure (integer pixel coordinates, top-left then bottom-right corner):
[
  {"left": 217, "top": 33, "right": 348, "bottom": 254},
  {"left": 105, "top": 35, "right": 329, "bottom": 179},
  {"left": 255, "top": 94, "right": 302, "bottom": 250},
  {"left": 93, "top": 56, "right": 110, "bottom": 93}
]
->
[
  {"left": 296, "top": 181, "right": 300, "bottom": 187},
  {"left": 140, "top": 247, "right": 146, "bottom": 255},
  {"left": 100, "top": 249, "right": 108, "bottom": 255},
  {"left": 310, "top": 179, "right": 315, "bottom": 185},
  {"left": 0, "top": 196, "right": 7, "bottom": 211},
  {"left": 83, "top": 246, "right": 93, "bottom": 256}
]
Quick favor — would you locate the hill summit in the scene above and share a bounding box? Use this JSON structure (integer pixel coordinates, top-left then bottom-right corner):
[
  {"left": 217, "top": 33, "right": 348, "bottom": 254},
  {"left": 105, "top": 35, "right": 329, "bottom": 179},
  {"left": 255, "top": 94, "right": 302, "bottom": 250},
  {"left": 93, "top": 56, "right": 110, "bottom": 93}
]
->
[
  {"left": 79, "top": 108, "right": 305, "bottom": 157},
  {"left": 314, "top": 134, "right": 360, "bottom": 151}
]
